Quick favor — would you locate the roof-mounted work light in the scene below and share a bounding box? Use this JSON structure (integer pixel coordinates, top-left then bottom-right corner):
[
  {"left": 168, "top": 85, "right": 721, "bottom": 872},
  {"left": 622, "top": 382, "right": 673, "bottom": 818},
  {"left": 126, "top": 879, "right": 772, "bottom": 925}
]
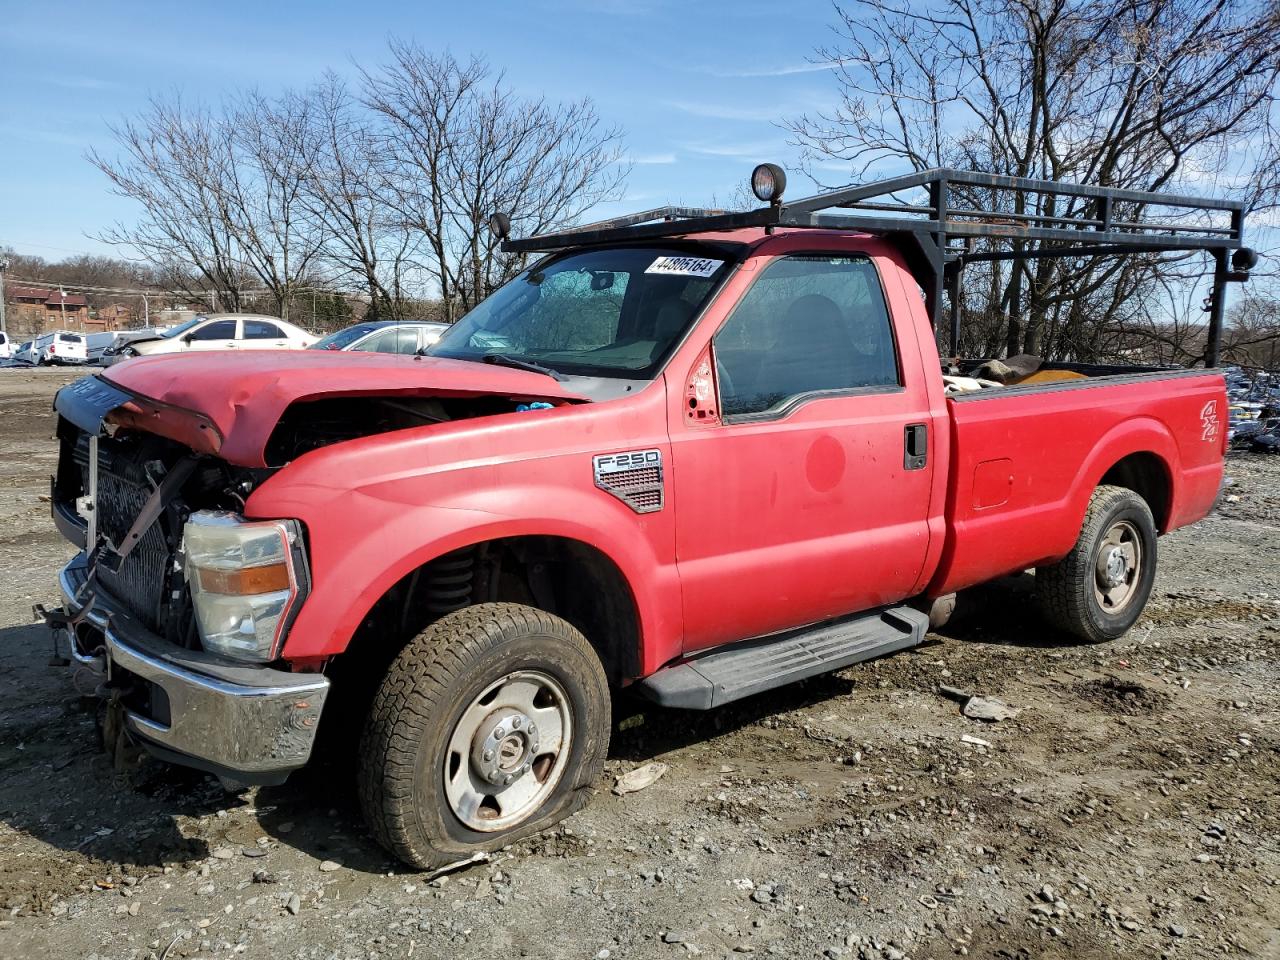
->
[
  {"left": 1232, "top": 247, "right": 1259, "bottom": 273},
  {"left": 489, "top": 211, "right": 512, "bottom": 240},
  {"left": 751, "top": 163, "right": 787, "bottom": 204}
]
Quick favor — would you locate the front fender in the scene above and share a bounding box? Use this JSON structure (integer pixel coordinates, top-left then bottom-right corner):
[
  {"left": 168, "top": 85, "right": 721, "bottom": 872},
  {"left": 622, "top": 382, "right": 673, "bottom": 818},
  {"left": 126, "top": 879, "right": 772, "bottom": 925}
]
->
[{"left": 247, "top": 469, "right": 682, "bottom": 675}]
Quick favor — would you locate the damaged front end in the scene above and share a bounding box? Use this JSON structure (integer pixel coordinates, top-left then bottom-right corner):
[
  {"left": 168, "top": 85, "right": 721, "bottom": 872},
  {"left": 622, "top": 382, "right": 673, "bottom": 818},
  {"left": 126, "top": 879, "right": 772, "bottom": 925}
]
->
[
  {"left": 41, "top": 357, "right": 585, "bottom": 783},
  {"left": 43, "top": 375, "right": 328, "bottom": 784}
]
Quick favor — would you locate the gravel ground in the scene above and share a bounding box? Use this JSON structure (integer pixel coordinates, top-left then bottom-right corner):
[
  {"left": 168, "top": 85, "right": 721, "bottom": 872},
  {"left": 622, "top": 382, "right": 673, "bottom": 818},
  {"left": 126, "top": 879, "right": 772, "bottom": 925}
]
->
[{"left": 0, "top": 367, "right": 1277, "bottom": 960}]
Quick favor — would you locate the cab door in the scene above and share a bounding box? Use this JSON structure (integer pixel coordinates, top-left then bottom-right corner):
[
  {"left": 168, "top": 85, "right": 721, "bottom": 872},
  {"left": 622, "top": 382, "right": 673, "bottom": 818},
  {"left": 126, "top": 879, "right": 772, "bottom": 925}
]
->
[{"left": 668, "top": 252, "right": 936, "bottom": 653}]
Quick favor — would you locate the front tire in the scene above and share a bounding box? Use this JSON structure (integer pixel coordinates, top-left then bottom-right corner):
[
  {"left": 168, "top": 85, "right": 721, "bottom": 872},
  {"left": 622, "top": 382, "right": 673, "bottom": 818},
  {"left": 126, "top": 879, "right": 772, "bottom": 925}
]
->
[
  {"left": 1036, "top": 485, "right": 1157, "bottom": 643},
  {"left": 358, "top": 603, "right": 610, "bottom": 869}
]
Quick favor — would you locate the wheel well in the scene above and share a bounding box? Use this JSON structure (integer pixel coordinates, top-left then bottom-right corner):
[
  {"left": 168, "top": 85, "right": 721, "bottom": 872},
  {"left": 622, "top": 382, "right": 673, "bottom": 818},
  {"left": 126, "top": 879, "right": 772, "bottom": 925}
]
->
[
  {"left": 1100, "top": 452, "right": 1171, "bottom": 532},
  {"left": 344, "top": 536, "right": 641, "bottom": 686}
]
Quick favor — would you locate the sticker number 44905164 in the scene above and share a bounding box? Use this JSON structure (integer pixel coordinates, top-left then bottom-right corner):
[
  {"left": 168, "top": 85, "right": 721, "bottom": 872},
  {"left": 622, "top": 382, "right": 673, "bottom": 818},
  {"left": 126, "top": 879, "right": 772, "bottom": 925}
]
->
[{"left": 1200, "top": 400, "right": 1220, "bottom": 443}]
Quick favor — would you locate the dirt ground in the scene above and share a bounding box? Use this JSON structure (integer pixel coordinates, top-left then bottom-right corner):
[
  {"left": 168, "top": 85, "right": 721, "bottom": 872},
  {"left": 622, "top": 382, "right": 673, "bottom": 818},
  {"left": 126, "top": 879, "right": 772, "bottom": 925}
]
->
[{"left": 0, "top": 367, "right": 1276, "bottom": 960}]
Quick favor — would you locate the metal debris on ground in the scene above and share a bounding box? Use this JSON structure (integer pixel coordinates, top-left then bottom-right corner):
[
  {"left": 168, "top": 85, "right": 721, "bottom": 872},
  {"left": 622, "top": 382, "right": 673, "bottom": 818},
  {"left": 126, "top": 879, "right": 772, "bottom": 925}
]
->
[
  {"left": 963, "top": 696, "right": 1022, "bottom": 722},
  {"left": 423, "top": 850, "right": 490, "bottom": 881},
  {"left": 938, "top": 684, "right": 1022, "bottom": 721},
  {"left": 612, "top": 761, "right": 669, "bottom": 795}
]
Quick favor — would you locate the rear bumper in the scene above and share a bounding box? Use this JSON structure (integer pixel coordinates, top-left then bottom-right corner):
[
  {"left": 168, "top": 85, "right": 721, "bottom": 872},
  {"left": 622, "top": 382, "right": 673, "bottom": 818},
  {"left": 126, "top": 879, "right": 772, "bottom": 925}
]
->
[{"left": 56, "top": 554, "right": 328, "bottom": 784}]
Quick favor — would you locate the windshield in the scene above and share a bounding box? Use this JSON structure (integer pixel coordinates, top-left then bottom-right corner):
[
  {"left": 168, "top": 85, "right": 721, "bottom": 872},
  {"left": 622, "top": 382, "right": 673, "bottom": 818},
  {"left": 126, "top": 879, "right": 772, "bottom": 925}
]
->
[
  {"left": 428, "top": 246, "right": 734, "bottom": 378},
  {"left": 161, "top": 316, "right": 208, "bottom": 339},
  {"left": 311, "top": 324, "right": 382, "bottom": 350}
]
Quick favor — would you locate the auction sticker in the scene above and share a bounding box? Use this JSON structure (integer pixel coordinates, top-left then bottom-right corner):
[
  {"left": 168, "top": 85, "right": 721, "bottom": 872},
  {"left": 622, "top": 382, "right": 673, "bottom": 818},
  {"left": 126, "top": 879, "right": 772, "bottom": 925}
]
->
[{"left": 645, "top": 255, "right": 724, "bottom": 278}]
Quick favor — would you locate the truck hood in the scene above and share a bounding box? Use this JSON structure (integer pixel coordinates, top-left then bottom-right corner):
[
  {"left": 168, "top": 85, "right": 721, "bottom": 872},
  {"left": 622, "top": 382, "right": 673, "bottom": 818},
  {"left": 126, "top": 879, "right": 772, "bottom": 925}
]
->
[{"left": 59, "top": 350, "right": 585, "bottom": 466}]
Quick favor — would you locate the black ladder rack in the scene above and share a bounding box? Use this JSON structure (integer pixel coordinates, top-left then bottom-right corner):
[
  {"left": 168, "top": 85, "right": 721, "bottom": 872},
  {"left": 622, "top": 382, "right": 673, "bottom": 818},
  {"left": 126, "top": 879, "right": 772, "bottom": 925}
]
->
[{"left": 502, "top": 168, "right": 1248, "bottom": 365}]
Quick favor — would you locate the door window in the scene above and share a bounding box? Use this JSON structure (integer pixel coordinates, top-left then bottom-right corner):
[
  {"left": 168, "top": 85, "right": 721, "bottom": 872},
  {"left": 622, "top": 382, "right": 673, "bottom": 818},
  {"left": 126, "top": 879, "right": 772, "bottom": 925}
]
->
[
  {"left": 714, "top": 256, "right": 899, "bottom": 417},
  {"left": 190, "top": 320, "right": 238, "bottom": 341},
  {"left": 393, "top": 327, "right": 420, "bottom": 354},
  {"left": 358, "top": 329, "right": 398, "bottom": 353},
  {"left": 243, "top": 320, "right": 284, "bottom": 339}
]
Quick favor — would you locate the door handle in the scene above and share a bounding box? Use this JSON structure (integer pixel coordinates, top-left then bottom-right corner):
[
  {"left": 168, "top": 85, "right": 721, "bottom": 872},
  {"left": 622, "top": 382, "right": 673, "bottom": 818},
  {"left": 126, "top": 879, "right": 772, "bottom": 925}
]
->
[{"left": 904, "top": 423, "right": 928, "bottom": 470}]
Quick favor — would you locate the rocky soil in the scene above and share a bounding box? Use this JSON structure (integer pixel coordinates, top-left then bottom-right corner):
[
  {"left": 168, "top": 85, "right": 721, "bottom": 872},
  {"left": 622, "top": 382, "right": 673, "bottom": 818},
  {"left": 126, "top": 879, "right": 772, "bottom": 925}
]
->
[{"left": 0, "top": 368, "right": 1276, "bottom": 960}]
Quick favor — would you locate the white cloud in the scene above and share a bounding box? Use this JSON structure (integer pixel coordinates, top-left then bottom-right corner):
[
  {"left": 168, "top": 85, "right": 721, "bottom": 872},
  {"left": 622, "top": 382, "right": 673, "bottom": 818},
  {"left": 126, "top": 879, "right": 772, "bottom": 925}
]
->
[
  {"left": 682, "top": 138, "right": 791, "bottom": 161},
  {"left": 0, "top": 123, "right": 88, "bottom": 148},
  {"left": 701, "top": 61, "right": 840, "bottom": 78},
  {"left": 618, "top": 152, "right": 677, "bottom": 165},
  {"left": 45, "top": 74, "right": 120, "bottom": 91},
  {"left": 666, "top": 99, "right": 798, "bottom": 123}
]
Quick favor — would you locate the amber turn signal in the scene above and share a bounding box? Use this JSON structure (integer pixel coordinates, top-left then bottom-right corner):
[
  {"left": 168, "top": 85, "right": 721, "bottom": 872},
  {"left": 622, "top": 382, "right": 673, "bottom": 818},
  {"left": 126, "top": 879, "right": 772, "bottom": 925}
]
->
[{"left": 194, "top": 563, "right": 292, "bottom": 595}]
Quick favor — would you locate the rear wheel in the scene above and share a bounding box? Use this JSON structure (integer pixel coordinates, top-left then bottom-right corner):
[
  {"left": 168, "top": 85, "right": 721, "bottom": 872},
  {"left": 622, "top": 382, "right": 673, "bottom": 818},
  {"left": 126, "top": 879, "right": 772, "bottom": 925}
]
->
[
  {"left": 358, "top": 602, "right": 610, "bottom": 869},
  {"left": 1036, "top": 485, "right": 1157, "bottom": 643}
]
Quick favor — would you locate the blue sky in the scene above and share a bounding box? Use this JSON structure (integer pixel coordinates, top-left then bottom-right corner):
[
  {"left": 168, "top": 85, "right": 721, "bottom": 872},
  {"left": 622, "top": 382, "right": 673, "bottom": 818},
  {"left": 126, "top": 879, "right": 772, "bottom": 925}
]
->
[{"left": 0, "top": 0, "right": 852, "bottom": 263}]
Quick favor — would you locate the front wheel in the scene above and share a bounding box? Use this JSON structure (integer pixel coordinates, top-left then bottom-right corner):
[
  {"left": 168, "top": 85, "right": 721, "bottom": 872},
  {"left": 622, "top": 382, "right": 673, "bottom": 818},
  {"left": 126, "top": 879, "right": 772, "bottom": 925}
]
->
[
  {"left": 1036, "top": 485, "right": 1157, "bottom": 643},
  {"left": 357, "top": 603, "right": 611, "bottom": 869}
]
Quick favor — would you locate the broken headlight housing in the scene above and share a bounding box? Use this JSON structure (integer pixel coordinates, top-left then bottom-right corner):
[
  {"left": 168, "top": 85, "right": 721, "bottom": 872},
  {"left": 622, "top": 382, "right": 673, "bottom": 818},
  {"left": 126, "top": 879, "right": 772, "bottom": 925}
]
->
[{"left": 183, "top": 511, "right": 308, "bottom": 662}]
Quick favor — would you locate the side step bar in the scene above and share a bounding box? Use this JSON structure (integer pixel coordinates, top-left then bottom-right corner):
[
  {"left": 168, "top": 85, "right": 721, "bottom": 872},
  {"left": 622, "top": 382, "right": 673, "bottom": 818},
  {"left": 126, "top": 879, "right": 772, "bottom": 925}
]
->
[{"left": 635, "top": 606, "right": 929, "bottom": 710}]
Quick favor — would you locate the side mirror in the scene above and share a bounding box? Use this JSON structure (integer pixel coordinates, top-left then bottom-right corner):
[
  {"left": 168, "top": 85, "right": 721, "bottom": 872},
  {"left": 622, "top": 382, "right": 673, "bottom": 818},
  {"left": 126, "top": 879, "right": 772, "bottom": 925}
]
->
[{"left": 182, "top": 333, "right": 196, "bottom": 343}]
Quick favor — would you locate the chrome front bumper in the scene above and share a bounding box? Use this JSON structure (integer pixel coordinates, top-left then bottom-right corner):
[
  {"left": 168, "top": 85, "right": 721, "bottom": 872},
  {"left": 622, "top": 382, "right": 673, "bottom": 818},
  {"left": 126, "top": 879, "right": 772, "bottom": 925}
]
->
[{"left": 57, "top": 555, "right": 329, "bottom": 784}]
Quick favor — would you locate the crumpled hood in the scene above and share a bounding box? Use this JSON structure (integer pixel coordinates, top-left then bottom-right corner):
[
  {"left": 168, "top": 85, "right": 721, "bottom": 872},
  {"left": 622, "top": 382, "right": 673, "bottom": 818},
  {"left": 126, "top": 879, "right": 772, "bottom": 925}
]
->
[{"left": 87, "top": 350, "right": 584, "bottom": 466}]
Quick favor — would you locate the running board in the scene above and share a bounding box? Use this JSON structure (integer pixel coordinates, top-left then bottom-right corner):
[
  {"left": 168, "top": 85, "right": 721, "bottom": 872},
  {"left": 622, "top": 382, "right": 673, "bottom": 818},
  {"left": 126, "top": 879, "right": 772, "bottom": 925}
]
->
[{"left": 635, "top": 606, "right": 929, "bottom": 710}]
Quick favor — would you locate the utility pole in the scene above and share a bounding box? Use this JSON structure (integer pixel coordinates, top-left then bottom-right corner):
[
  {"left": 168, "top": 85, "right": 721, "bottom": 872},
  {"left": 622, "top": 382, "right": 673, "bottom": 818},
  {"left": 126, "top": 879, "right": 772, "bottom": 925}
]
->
[
  {"left": 58, "top": 286, "right": 67, "bottom": 330},
  {"left": 0, "top": 257, "right": 8, "bottom": 336}
]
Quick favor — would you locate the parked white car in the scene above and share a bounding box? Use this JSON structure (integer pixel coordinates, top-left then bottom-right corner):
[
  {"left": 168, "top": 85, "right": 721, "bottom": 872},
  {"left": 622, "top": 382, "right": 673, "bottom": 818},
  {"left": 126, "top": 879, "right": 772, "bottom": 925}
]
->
[
  {"left": 29, "top": 331, "right": 89, "bottom": 365},
  {"left": 106, "top": 314, "right": 316, "bottom": 363},
  {"left": 0, "top": 330, "right": 11, "bottom": 359}
]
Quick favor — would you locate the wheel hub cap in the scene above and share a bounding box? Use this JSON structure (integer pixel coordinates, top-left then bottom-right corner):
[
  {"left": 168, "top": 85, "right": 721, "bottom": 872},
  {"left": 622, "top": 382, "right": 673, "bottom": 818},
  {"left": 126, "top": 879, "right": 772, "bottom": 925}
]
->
[
  {"left": 470, "top": 708, "right": 540, "bottom": 786},
  {"left": 1092, "top": 520, "right": 1143, "bottom": 612},
  {"left": 444, "top": 670, "right": 573, "bottom": 833},
  {"left": 1101, "top": 546, "right": 1128, "bottom": 586}
]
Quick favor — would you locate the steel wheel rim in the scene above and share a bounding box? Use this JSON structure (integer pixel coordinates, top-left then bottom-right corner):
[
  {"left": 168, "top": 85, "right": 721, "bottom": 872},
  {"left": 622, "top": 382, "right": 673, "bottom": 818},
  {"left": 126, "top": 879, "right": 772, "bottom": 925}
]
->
[
  {"left": 1093, "top": 519, "right": 1143, "bottom": 613},
  {"left": 443, "top": 670, "right": 573, "bottom": 832}
]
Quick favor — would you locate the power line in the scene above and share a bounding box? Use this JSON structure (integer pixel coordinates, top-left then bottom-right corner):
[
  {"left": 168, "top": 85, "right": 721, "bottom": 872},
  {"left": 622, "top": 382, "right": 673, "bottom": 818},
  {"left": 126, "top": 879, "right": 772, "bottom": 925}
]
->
[{"left": 6, "top": 274, "right": 372, "bottom": 301}]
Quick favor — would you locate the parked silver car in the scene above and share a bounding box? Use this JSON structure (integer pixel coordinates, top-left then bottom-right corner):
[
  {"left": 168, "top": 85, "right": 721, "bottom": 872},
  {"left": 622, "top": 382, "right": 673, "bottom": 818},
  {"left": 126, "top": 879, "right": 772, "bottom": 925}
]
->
[{"left": 310, "top": 320, "right": 450, "bottom": 355}]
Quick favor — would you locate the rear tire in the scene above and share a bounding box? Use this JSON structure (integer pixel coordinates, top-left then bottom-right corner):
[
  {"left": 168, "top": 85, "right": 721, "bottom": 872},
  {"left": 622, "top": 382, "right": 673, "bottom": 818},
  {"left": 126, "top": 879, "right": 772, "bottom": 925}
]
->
[
  {"left": 357, "top": 602, "right": 610, "bottom": 869},
  {"left": 1036, "top": 485, "right": 1157, "bottom": 643}
]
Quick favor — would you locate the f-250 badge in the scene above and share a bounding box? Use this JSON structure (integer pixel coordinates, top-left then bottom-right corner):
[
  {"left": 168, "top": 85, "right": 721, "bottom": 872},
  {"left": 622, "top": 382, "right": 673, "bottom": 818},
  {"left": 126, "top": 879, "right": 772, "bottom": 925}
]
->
[{"left": 592, "top": 449, "right": 664, "bottom": 514}]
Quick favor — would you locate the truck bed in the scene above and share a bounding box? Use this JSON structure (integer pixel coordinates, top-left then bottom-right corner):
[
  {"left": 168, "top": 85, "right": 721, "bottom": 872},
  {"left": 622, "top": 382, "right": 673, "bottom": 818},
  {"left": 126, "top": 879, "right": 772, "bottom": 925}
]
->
[{"left": 928, "top": 367, "right": 1226, "bottom": 597}]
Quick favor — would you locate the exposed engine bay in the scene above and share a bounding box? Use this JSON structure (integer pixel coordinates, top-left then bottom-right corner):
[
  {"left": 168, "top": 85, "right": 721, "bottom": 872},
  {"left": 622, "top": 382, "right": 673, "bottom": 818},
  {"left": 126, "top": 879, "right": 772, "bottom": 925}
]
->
[{"left": 263, "top": 394, "right": 541, "bottom": 465}]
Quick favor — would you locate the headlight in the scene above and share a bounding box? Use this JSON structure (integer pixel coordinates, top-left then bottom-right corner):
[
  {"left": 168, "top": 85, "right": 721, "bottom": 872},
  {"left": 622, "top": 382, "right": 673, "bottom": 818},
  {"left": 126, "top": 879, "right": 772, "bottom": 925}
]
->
[{"left": 183, "top": 511, "right": 308, "bottom": 662}]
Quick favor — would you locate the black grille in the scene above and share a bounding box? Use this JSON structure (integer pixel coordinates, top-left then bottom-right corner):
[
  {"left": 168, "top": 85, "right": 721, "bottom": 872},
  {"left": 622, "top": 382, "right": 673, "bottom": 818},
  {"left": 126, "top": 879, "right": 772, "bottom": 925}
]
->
[
  {"left": 72, "top": 433, "right": 183, "bottom": 634},
  {"left": 97, "top": 467, "right": 173, "bottom": 632}
]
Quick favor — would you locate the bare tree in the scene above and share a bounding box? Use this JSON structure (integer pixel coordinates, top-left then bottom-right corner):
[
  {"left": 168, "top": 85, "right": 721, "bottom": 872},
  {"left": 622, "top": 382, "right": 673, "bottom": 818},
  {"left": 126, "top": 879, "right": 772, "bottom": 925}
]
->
[
  {"left": 225, "top": 90, "right": 325, "bottom": 320},
  {"left": 788, "top": 0, "right": 1280, "bottom": 362},
  {"left": 89, "top": 96, "right": 252, "bottom": 311},
  {"left": 296, "top": 73, "right": 421, "bottom": 319},
  {"left": 1222, "top": 284, "right": 1280, "bottom": 368},
  {"left": 363, "top": 42, "right": 628, "bottom": 320},
  {"left": 90, "top": 42, "right": 630, "bottom": 324},
  {"left": 90, "top": 92, "right": 326, "bottom": 319}
]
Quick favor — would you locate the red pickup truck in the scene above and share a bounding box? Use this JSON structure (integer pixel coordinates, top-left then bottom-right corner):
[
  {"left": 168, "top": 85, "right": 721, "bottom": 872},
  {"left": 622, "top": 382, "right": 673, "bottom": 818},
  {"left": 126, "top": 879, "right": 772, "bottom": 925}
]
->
[{"left": 44, "top": 169, "right": 1244, "bottom": 869}]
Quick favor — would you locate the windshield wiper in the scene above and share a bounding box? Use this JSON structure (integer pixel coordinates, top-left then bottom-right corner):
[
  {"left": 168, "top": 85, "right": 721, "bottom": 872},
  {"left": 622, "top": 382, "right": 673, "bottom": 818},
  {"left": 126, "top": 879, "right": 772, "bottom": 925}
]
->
[{"left": 480, "top": 353, "right": 565, "bottom": 381}]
